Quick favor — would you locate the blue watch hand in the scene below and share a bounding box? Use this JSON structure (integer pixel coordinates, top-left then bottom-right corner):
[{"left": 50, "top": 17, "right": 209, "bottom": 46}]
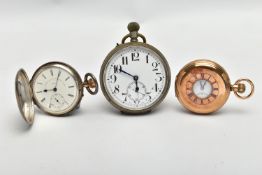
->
[{"left": 120, "top": 68, "right": 139, "bottom": 92}]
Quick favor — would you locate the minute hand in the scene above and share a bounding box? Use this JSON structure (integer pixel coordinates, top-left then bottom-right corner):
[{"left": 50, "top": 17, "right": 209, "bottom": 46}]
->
[
  {"left": 201, "top": 80, "right": 208, "bottom": 90},
  {"left": 54, "top": 70, "right": 61, "bottom": 88},
  {"left": 120, "top": 69, "right": 135, "bottom": 78},
  {"left": 120, "top": 69, "right": 139, "bottom": 92}
]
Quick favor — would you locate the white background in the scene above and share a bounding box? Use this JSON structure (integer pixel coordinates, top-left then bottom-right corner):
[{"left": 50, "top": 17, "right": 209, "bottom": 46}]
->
[{"left": 0, "top": 0, "right": 261, "bottom": 174}]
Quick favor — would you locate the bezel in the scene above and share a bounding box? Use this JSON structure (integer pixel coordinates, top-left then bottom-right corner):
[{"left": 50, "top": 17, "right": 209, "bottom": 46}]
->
[
  {"left": 30, "top": 62, "right": 84, "bottom": 116},
  {"left": 100, "top": 42, "right": 171, "bottom": 114}
]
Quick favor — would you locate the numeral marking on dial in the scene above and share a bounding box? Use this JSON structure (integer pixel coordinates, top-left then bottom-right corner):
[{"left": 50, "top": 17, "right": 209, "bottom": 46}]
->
[
  {"left": 122, "top": 92, "right": 128, "bottom": 102},
  {"left": 50, "top": 69, "right": 53, "bottom": 76},
  {"left": 155, "top": 72, "right": 163, "bottom": 82},
  {"left": 201, "top": 73, "right": 204, "bottom": 79},
  {"left": 131, "top": 52, "right": 139, "bottom": 61},
  {"left": 122, "top": 56, "right": 128, "bottom": 65},
  {"left": 155, "top": 83, "right": 158, "bottom": 92},
  {"left": 152, "top": 62, "right": 159, "bottom": 71},
  {"left": 147, "top": 95, "right": 152, "bottom": 102},
  {"left": 113, "top": 65, "right": 122, "bottom": 73},
  {"left": 211, "top": 94, "right": 217, "bottom": 98},
  {"left": 68, "top": 94, "right": 74, "bottom": 97},
  {"left": 65, "top": 76, "right": 70, "bottom": 81},
  {"left": 113, "top": 85, "right": 120, "bottom": 94},
  {"left": 109, "top": 75, "right": 117, "bottom": 83},
  {"left": 145, "top": 54, "right": 149, "bottom": 63}
]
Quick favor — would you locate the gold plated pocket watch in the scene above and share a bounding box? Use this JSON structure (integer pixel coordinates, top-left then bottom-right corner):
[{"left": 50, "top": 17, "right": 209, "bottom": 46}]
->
[
  {"left": 100, "top": 22, "right": 171, "bottom": 114},
  {"left": 15, "top": 61, "right": 98, "bottom": 125},
  {"left": 175, "top": 59, "right": 254, "bottom": 114}
]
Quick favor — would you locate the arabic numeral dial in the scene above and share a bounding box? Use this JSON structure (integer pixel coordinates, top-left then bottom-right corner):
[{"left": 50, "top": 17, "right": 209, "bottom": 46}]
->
[{"left": 102, "top": 45, "right": 168, "bottom": 112}]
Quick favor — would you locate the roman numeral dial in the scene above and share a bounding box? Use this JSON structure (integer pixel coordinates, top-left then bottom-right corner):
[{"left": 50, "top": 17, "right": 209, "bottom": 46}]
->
[
  {"left": 186, "top": 73, "right": 219, "bottom": 105},
  {"left": 32, "top": 65, "right": 80, "bottom": 115}
]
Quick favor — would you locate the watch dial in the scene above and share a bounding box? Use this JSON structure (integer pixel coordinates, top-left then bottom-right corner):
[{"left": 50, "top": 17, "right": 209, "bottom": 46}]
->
[
  {"left": 186, "top": 73, "right": 219, "bottom": 105},
  {"left": 32, "top": 64, "right": 81, "bottom": 115},
  {"left": 102, "top": 45, "right": 169, "bottom": 111},
  {"left": 193, "top": 79, "right": 212, "bottom": 99}
]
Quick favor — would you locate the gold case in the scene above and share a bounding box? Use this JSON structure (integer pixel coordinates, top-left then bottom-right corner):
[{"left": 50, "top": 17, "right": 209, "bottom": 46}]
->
[{"left": 175, "top": 59, "right": 254, "bottom": 114}]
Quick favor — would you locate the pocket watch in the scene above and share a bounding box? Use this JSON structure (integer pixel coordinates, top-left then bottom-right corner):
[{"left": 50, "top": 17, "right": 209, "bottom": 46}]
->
[
  {"left": 175, "top": 59, "right": 254, "bottom": 114},
  {"left": 15, "top": 61, "right": 98, "bottom": 125},
  {"left": 100, "top": 22, "right": 171, "bottom": 114}
]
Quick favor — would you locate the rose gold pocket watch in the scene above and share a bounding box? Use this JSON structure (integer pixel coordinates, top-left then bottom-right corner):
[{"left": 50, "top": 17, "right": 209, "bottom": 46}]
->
[
  {"left": 15, "top": 61, "right": 98, "bottom": 125},
  {"left": 175, "top": 59, "right": 254, "bottom": 114}
]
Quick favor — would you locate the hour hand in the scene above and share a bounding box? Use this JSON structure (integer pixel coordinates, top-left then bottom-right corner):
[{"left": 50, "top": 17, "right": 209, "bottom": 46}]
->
[
  {"left": 43, "top": 88, "right": 57, "bottom": 92},
  {"left": 120, "top": 68, "right": 139, "bottom": 91}
]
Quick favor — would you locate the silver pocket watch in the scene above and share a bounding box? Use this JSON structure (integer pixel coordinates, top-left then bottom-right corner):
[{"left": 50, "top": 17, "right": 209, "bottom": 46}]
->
[
  {"left": 15, "top": 61, "right": 98, "bottom": 125},
  {"left": 100, "top": 22, "right": 171, "bottom": 114}
]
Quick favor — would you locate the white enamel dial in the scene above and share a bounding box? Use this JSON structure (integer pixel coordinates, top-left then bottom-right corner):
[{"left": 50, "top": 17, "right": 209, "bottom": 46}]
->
[
  {"left": 103, "top": 45, "right": 168, "bottom": 111},
  {"left": 32, "top": 65, "right": 80, "bottom": 115},
  {"left": 192, "top": 79, "right": 212, "bottom": 99}
]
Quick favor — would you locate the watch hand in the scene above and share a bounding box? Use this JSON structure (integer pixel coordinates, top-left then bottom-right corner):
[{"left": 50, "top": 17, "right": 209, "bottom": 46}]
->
[
  {"left": 54, "top": 70, "right": 61, "bottom": 89},
  {"left": 120, "top": 68, "right": 139, "bottom": 92},
  {"left": 203, "top": 80, "right": 207, "bottom": 88},
  {"left": 43, "top": 88, "right": 57, "bottom": 92},
  {"left": 134, "top": 76, "right": 139, "bottom": 92},
  {"left": 55, "top": 98, "right": 63, "bottom": 105},
  {"left": 120, "top": 69, "right": 135, "bottom": 78},
  {"left": 44, "top": 89, "right": 53, "bottom": 92},
  {"left": 200, "top": 81, "right": 204, "bottom": 90}
]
